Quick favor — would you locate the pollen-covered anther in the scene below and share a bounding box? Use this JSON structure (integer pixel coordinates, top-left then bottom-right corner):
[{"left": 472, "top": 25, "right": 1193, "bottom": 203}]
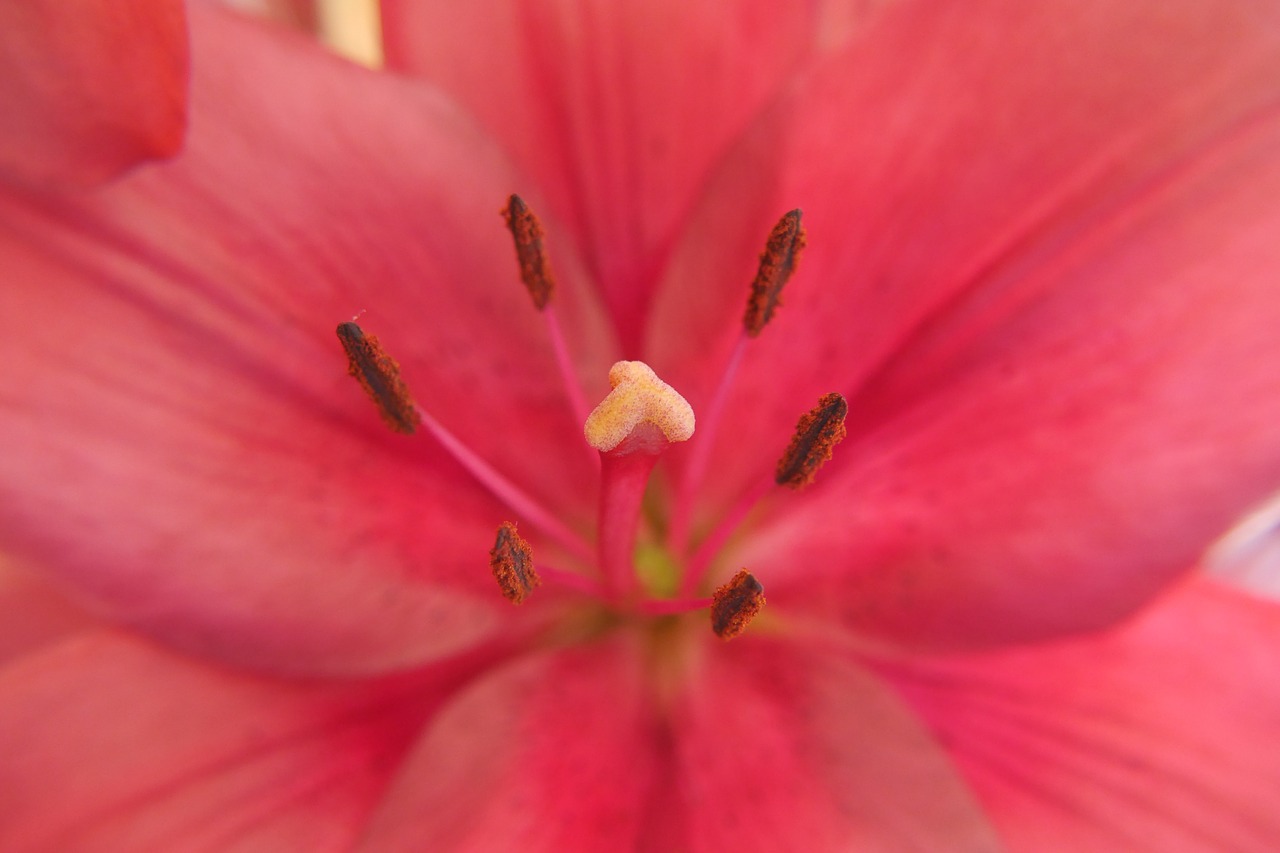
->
[
  {"left": 502, "top": 194, "right": 556, "bottom": 310},
  {"left": 584, "top": 361, "right": 695, "bottom": 454},
  {"left": 743, "top": 209, "right": 806, "bottom": 337},
  {"left": 335, "top": 322, "right": 421, "bottom": 434},
  {"left": 710, "top": 570, "right": 765, "bottom": 639},
  {"left": 775, "top": 392, "right": 848, "bottom": 489},
  {"left": 489, "top": 522, "right": 541, "bottom": 604}
]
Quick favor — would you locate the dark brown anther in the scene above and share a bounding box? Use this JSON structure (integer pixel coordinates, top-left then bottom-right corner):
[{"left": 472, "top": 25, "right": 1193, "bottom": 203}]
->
[
  {"left": 489, "top": 521, "right": 541, "bottom": 604},
  {"left": 743, "top": 209, "right": 806, "bottom": 337},
  {"left": 711, "top": 570, "right": 765, "bottom": 639},
  {"left": 502, "top": 194, "right": 556, "bottom": 310},
  {"left": 336, "top": 322, "right": 421, "bottom": 434},
  {"left": 775, "top": 392, "right": 848, "bottom": 489}
]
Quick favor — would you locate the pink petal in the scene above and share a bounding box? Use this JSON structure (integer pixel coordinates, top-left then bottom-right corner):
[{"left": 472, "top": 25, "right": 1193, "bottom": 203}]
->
[
  {"left": 748, "top": 102, "right": 1280, "bottom": 648},
  {"left": 0, "top": 4, "right": 606, "bottom": 674},
  {"left": 359, "top": 637, "right": 663, "bottom": 849},
  {"left": 650, "top": 0, "right": 1280, "bottom": 510},
  {"left": 666, "top": 636, "right": 1001, "bottom": 851},
  {"left": 637, "top": 0, "right": 1280, "bottom": 647},
  {"left": 0, "top": 0, "right": 188, "bottom": 187},
  {"left": 0, "top": 558, "right": 93, "bottom": 666},
  {"left": 0, "top": 629, "right": 480, "bottom": 851},
  {"left": 876, "top": 579, "right": 1280, "bottom": 850},
  {"left": 381, "top": 0, "right": 835, "bottom": 351}
]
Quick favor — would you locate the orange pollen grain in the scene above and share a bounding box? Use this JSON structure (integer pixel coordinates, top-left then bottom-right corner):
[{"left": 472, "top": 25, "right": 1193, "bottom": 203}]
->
[
  {"left": 711, "top": 570, "right": 765, "bottom": 639},
  {"left": 502, "top": 194, "right": 556, "bottom": 310},
  {"left": 489, "top": 521, "right": 541, "bottom": 605},
  {"left": 335, "top": 322, "right": 421, "bottom": 434},
  {"left": 775, "top": 392, "right": 848, "bottom": 489},
  {"left": 743, "top": 209, "right": 806, "bottom": 337}
]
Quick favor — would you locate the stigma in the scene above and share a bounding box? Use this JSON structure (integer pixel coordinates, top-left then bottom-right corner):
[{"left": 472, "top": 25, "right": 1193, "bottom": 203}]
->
[{"left": 584, "top": 361, "right": 695, "bottom": 455}]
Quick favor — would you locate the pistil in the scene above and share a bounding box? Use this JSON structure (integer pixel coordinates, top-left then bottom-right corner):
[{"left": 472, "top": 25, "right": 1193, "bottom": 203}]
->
[{"left": 584, "top": 362, "right": 695, "bottom": 597}]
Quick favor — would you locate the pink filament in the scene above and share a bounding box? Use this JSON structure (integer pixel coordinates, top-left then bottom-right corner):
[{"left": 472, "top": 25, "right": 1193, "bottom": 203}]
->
[
  {"left": 542, "top": 306, "right": 594, "bottom": 438},
  {"left": 413, "top": 403, "right": 593, "bottom": 561},
  {"left": 682, "top": 475, "right": 774, "bottom": 596},
  {"left": 668, "top": 334, "right": 748, "bottom": 555}
]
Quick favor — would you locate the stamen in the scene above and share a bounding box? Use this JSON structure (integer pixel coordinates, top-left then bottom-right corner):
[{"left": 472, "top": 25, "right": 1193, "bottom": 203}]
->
[
  {"left": 743, "top": 209, "right": 806, "bottom": 337},
  {"left": 501, "top": 194, "right": 594, "bottom": 438},
  {"left": 710, "top": 570, "right": 765, "bottom": 639},
  {"left": 501, "top": 195, "right": 555, "bottom": 309},
  {"left": 774, "top": 392, "right": 848, "bottom": 489},
  {"left": 336, "top": 322, "right": 592, "bottom": 561},
  {"left": 501, "top": 194, "right": 558, "bottom": 308},
  {"left": 489, "top": 522, "right": 541, "bottom": 604},
  {"left": 336, "top": 322, "right": 421, "bottom": 434},
  {"left": 681, "top": 392, "right": 847, "bottom": 596},
  {"left": 670, "top": 209, "right": 805, "bottom": 554}
]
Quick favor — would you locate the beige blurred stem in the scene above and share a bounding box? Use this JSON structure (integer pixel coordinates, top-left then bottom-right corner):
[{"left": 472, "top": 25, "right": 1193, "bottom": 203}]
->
[
  {"left": 221, "top": 1, "right": 383, "bottom": 68},
  {"left": 318, "top": 0, "right": 383, "bottom": 67}
]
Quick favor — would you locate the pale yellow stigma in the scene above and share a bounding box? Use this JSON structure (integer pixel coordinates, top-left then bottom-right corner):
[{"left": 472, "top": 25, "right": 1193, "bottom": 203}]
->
[{"left": 584, "top": 361, "right": 695, "bottom": 452}]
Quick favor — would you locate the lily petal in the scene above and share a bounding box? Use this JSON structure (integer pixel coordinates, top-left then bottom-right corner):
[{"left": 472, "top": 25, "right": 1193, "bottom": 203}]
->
[
  {"left": 0, "top": 0, "right": 188, "bottom": 187},
  {"left": 0, "top": 4, "right": 604, "bottom": 674},
  {"left": 876, "top": 579, "right": 1280, "bottom": 850},
  {"left": 642, "top": 0, "right": 1280, "bottom": 647},
  {"left": 651, "top": 0, "right": 1280, "bottom": 512},
  {"left": 359, "top": 636, "right": 661, "bottom": 850},
  {"left": 381, "top": 0, "right": 837, "bottom": 350},
  {"left": 751, "top": 102, "right": 1280, "bottom": 649},
  {"left": 667, "top": 636, "right": 1001, "bottom": 851},
  {"left": 0, "top": 557, "right": 93, "bottom": 666},
  {"left": 0, "top": 629, "right": 480, "bottom": 851}
]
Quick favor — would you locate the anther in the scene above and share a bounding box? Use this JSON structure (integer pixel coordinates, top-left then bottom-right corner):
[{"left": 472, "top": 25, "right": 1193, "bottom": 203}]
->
[
  {"left": 502, "top": 194, "right": 556, "bottom": 310},
  {"left": 489, "top": 522, "right": 541, "bottom": 604},
  {"left": 710, "top": 570, "right": 765, "bottom": 639},
  {"left": 336, "top": 322, "right": 421, "bottom": 434},
  {"left": 743, "top": 209, "right": 806, "bottom": 337},
  {"left": 775, "top": 392, "right": 848, "bottom": 489}
]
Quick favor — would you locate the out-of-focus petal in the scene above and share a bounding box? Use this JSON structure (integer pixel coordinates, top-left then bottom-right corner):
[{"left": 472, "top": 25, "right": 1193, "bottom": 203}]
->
[
  {"left": 876, "top": 579, "right": 1280, "bottom": 850},
  {"left": 666, "top": 636, "right": 1001, "bottom": 851},
  {"left": 0, "top": 4, "right": 609, "bottom": 675},
  {"left": 381, "top": 0, "right": 837, "bottom": 350},
  {"left": 1205, "top": 491, "right": 1280, "bottom": 599},
  {"left": 0, "top": 557, "right": 93, "bottom": 665},
  {"left": 747, "top": 104, "right": 1280, "bottom": 649},
  {"left": 223, "top": 0, "right": 318, "bottom": 31},
  {"left": 359, "top": 636, "right": 661, "bottom": 850},
  {"left": 0, "top": 629, "right": 479, "bottom": 851},
  {"left": 0, "top": 0, "right": 188, "bottom": 187}
]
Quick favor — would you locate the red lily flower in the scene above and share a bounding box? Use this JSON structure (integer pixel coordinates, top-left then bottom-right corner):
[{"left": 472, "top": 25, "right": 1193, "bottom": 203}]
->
[{"left": 3, "top": 0, "right": 1280, "bottom": 848}]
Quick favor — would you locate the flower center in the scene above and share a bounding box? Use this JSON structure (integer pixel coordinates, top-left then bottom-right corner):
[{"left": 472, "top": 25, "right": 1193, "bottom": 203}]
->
[{"left": 335, "top": 196, "right": 848, "bottom": 642}]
